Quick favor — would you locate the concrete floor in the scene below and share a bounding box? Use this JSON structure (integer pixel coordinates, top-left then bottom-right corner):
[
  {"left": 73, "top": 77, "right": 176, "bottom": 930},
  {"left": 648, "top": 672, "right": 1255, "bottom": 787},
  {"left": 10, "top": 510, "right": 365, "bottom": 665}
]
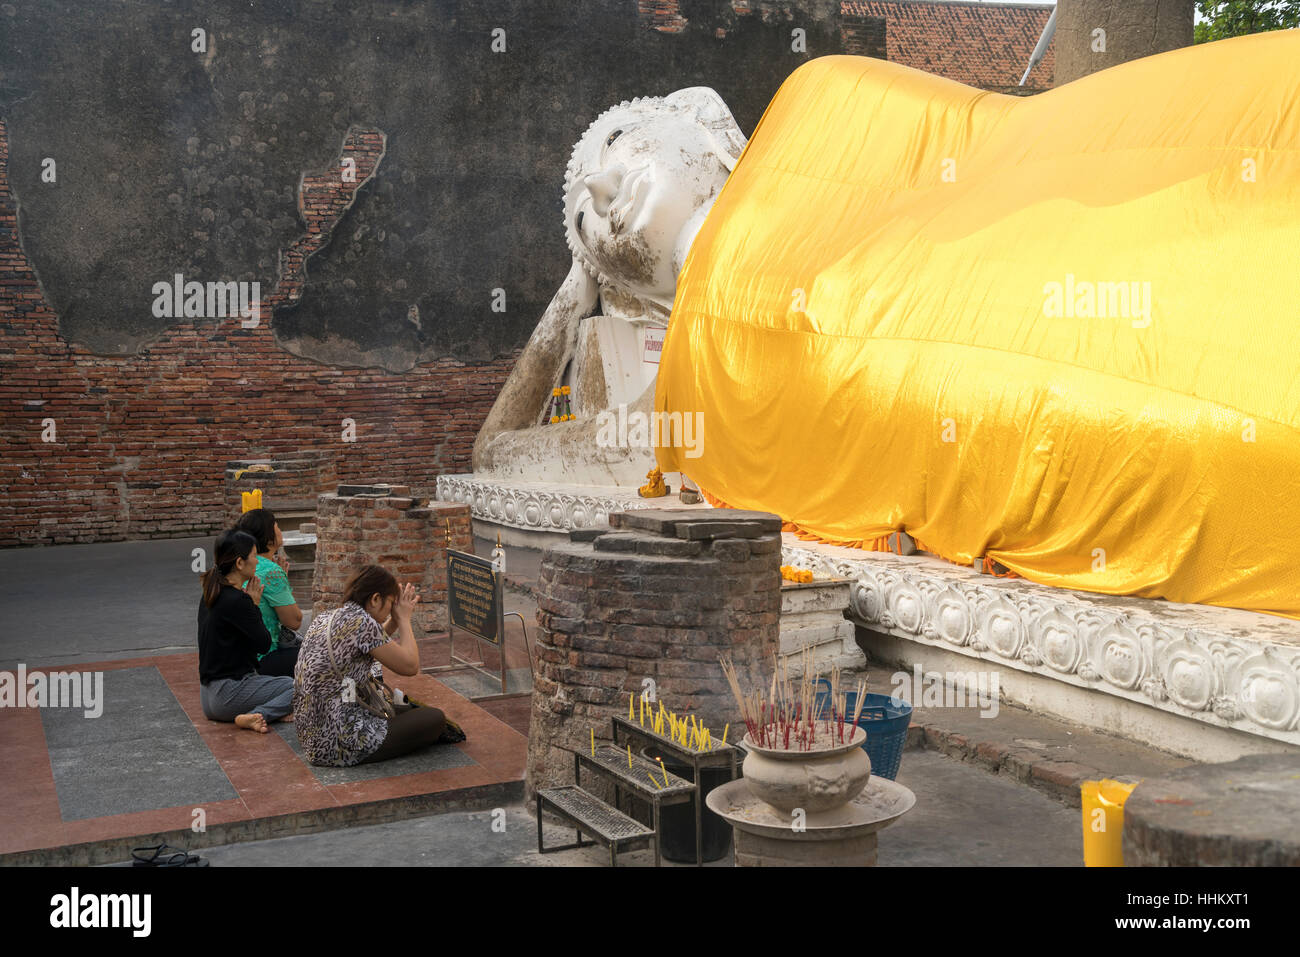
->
[
  {"left": 175, "top": 749, "right": 1082, "bottom": 867},
  {"left": 0, "top": 534, "right": 532, "bottom": 671},
  {"left": 0, "top": 536, "right": 211, "bottom": 670}
]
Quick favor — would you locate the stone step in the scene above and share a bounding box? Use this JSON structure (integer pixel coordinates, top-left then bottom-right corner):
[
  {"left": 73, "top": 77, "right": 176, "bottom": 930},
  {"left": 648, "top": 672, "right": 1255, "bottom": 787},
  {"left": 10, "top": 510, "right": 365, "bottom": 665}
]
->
[
  {"left": 781, "top": 579, "right": 852, "bottom": 614},
  {"left": 784, "top": 645, "right": 868, "bottom": 678},
  {"left": 780, "top": 620, "right": 855, "bottom": 650}
]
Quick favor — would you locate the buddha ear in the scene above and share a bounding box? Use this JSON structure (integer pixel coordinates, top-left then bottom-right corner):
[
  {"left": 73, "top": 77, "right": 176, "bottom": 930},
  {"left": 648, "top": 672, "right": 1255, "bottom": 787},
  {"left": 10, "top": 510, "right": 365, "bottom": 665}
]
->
[{"left": 665, "top": 87, "right": 747, "bottom": 171}]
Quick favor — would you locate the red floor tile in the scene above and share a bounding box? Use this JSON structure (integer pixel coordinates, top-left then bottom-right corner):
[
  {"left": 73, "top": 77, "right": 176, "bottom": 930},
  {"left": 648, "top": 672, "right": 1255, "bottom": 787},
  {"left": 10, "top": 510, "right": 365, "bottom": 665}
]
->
[{"left": 0, "top": 651, "right": 529, "bottom": 861}]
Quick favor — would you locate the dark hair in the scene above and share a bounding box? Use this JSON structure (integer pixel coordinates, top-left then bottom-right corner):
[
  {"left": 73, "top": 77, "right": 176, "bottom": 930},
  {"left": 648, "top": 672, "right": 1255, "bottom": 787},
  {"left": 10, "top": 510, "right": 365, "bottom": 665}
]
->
[
  {"left": 202, "top": 530, "right": 259, "bottom": 608},
  {"left": 342, "top": 564, "right": 400, "bottom": 611},
  {"left": 235, "top": 508, "right": 278, "bottom": 553}
]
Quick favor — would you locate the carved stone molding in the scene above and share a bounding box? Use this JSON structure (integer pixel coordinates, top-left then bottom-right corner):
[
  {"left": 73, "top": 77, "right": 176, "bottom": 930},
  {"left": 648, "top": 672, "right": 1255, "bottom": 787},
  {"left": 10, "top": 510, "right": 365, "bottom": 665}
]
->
[
  {"left": 782, "top": 541, "right": 1300, "bottom": 747},
  {"left": 435, "top": 474, "right": 687, "bottom": 533}
]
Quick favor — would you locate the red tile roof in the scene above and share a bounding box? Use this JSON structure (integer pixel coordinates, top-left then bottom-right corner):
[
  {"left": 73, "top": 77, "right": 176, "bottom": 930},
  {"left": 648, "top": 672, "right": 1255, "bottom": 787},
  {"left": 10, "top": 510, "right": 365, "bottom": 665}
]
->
[{"left": 841, "top": 0, "right": 1055, "bottom": 92}]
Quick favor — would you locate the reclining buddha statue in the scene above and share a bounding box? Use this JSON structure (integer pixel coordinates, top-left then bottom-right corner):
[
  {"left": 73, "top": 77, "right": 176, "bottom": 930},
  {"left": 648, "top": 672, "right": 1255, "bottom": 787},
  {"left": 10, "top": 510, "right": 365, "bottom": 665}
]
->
[
  {"left": 655, "top": 32, "right": 1300, "bottom": 619},
  {"left": 472, "top": 87, "right": 746, "bottom": 486}
]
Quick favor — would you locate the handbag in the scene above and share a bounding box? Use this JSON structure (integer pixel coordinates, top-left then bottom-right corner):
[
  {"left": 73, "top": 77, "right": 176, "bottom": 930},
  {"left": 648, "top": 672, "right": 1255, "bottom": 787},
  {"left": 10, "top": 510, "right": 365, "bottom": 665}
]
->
[
  {"left": 277, "top": 624, "right": 303, "bottom": 650},
  {"left": 323, "top": 611, "right": 396, "bottom": 720}
]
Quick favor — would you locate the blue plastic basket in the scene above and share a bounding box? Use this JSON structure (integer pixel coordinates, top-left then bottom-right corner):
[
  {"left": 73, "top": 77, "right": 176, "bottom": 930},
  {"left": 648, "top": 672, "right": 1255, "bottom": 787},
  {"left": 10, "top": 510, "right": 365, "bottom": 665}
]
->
[{"left": 813, "top": 680, "right": 912, "bottom": 781}]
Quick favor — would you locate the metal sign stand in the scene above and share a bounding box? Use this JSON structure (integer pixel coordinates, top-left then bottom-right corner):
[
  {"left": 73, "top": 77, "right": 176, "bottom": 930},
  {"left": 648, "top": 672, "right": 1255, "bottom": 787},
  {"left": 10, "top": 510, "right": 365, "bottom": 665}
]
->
[{"left": 423, "top": 536, "right": 532, "bottom": 702}]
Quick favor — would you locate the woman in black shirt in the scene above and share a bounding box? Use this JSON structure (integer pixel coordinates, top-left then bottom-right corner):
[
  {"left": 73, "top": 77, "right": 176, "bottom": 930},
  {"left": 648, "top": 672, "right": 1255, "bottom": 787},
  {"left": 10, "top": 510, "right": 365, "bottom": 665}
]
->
[{"left": 197, "top": 530, "right": 294, "bottom": 733}]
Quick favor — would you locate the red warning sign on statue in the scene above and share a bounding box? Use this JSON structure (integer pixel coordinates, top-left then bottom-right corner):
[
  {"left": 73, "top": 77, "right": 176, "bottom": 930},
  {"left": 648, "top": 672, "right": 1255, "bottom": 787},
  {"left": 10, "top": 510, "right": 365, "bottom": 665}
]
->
[{"left": 643, "top": 327, "right": 666, "bottom": 364}]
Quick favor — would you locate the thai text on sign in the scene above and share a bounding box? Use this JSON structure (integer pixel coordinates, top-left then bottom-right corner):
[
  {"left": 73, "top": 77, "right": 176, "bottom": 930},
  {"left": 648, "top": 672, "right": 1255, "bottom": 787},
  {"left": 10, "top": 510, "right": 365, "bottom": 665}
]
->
[{"left": 446, "top": 550, "right": 502, "bottom": 643}]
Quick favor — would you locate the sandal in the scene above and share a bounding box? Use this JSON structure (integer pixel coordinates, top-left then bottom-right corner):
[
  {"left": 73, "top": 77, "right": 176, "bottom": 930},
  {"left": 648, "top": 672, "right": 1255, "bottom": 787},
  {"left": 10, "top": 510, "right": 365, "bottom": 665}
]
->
[
  {"left": 131, "top": 843, "right": 209, "bottom": 867},
  {"left": 438, "top": 718, "right": 467, "bottom": 744}
]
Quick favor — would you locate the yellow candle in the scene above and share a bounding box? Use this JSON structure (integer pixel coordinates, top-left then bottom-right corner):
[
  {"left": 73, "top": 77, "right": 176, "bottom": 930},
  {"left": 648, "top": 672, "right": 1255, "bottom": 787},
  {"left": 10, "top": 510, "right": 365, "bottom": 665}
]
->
[
  {"left": 628, "top": 744, "right": 633, "bottom": 769},
  {"left": 629, "top": 693, "right": 634, "bottom": 720},
  {"left": 590, "top": 728, "right": 595, "bottom": 756},
  {"left": 723, "top": 724, "right": 729, "bottom": 744},
  {"left": 647, "top": 772, "right": 661, "bottom": 790},
  {"left": 658, "top": 759, "right": 670, "bottom": 788}
]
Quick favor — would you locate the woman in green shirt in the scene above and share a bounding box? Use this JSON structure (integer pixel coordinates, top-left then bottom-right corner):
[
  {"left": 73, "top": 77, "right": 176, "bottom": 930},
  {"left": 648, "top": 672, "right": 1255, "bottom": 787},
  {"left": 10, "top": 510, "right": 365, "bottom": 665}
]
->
[{"left": 235, "top": 508, "right": 303, "bottom": 678}]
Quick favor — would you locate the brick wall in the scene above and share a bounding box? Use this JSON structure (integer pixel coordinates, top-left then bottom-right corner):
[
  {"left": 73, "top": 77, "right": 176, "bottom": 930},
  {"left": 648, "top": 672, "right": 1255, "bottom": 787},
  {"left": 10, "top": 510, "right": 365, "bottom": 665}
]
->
[
  {"left": 311, "top": 486, "right": 472, "bottom": 634},
  {"left": 526, "top": 508, "right": 782, "bottom": 797},
  {"left": 0, "top": 120, "right": 515, "bottom": 546}
]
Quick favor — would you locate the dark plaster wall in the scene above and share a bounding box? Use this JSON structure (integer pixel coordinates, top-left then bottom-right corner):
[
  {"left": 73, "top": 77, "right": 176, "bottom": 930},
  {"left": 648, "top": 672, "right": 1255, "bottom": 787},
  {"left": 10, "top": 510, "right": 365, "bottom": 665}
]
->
[{"left": 0, "top": 0, "right": 844, "bottom": 370}]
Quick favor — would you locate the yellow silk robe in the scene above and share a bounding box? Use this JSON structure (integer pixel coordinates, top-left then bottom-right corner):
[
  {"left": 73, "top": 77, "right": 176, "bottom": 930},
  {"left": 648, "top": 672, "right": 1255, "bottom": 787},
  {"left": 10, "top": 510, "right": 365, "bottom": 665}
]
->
[{"left": 656, "top": 31, "right": 1300, "bottom": 618}]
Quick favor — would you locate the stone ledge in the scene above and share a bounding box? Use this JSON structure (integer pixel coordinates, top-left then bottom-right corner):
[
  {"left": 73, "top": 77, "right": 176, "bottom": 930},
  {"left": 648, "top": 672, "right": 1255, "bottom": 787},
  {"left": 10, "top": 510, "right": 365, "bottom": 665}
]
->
[
  {"left": 913, "top": 720, "right": 1116, "bottom": 808},
  {"left": 1122, "top": 754, "right": 1300, "bottom": 866},
  {"left": 0, "top": 779, "right": 522, "bottom": 867},
  {"left": 435, "top": 474, "right": 711, "bottom": 534},
  {"left": 784, "top": 536, "right": 1300, "bottom": 750}
]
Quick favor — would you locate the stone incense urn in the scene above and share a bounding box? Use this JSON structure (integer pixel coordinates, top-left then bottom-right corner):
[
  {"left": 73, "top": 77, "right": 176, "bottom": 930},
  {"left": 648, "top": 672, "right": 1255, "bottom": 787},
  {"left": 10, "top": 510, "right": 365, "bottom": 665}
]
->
[
  {"left": 708, "top": 728, "right": 915, "bottom": 866},
  {"left": 741, "top": 729, "right": 870, "bottom": 818}
]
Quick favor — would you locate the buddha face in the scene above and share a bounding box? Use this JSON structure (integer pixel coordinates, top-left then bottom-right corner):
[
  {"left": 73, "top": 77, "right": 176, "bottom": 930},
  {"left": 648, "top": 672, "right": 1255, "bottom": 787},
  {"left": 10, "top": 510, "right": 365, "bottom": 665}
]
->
[{"left": 564, "top": 90, "right": 744, "bottom": 303}]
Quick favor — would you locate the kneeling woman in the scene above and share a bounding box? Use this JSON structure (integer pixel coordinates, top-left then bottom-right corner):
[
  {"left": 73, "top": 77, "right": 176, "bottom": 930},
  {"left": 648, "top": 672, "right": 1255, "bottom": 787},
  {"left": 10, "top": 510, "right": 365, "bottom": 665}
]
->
[
  {"left": 293, "top": 565, "right": 446, "bottom": 767},
  {"left": 198, "top": 530, "right": 295, "bottom": 733}
]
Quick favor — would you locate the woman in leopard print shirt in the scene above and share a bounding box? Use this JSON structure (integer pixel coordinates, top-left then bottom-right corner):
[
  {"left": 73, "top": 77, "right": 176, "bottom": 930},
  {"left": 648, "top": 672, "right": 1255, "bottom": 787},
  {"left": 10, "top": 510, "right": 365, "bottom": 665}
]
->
[{"left": 293, "top": 565, "right": 445, "bottom": 767}]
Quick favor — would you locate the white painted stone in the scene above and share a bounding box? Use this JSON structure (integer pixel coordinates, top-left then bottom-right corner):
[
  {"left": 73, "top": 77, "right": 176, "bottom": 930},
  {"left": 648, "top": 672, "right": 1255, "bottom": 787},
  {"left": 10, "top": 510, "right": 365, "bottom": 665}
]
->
[
  {"left": 435, "top": 474, "right": 711, "bottom": 535},
  {"left": 782, "top": 621, "right": 853, "bottom": 648},
  {"left": 782, "top": 535, "right": 1300, "bottom": 752},
  {"left": 782, "top": 582, "right": 855, "bottom": 615},
  {"left": 778, "top": 579, "right": 866, "bottom": 674}
]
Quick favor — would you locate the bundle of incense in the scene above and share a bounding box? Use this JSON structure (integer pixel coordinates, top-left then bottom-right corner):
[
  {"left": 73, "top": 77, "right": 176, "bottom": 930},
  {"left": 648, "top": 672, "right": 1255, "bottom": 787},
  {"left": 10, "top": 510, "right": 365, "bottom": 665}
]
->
[
  {"left": 719, "top": 655, "right": 763, "bottom": 741},
  {"left": 847, "top": 677, "right": 868, "bottom": 739},
  {"left": 723, "top": 648, "right": 871, "bottom": 750}
]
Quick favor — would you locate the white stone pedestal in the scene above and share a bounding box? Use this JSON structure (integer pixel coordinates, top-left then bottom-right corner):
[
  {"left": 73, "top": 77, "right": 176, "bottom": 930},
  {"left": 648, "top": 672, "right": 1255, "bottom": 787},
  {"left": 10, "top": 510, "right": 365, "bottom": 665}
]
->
[{"left": 780, "top": 579, "right": 866, "bottom": 675}]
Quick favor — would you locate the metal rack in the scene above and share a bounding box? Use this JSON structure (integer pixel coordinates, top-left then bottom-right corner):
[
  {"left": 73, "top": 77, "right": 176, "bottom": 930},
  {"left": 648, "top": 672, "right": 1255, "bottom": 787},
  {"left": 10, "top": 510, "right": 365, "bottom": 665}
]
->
[{"left": 610, "top": 713, "right": 744, "bottom": 866}]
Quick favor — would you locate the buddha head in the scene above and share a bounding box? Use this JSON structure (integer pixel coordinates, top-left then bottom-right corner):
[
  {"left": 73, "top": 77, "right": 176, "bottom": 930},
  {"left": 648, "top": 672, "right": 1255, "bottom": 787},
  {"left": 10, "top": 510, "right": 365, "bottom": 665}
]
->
[{"left": 563, "top": 88, "right": 746, "bottom": 307}]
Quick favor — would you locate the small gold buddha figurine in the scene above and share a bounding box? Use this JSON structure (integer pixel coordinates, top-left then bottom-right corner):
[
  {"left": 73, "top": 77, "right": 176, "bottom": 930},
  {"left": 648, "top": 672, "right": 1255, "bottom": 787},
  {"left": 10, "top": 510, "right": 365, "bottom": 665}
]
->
[{"left": 638, "top": 467, "right": 667, "bottom": 498}]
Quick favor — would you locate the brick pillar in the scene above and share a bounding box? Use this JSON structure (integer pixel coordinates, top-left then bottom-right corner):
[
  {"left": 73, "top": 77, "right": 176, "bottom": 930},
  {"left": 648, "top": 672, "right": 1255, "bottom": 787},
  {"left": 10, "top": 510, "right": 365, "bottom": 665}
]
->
[
  {"left": 526, "top": 508, "right": 782, "bottom": 798},
  {"left": 223, "top": 449, "right": 337, "bottom": 526},
  {"left": 311, "top": 483, "right": 471, "bottom": 634}
]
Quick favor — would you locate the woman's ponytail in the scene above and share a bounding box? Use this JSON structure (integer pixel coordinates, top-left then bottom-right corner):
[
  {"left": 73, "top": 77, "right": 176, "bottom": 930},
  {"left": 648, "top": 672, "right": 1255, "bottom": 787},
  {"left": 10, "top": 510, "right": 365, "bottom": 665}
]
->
[{"left": 202, "top": 529, "right": 259, "bottom": 607}]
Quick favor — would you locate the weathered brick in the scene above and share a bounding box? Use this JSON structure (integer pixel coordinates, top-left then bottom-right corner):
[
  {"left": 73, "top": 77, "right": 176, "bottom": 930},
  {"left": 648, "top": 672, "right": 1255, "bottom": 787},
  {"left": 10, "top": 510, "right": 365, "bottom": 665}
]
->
[
  {"left": 528, "top": 513, "right": 780, "bottom": 800},
  {"left": 711, "top": 538, "right": 752, "bottom": 562},
  {"left": 593, "top": 532, "right": 639, "bottom": 553}
]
